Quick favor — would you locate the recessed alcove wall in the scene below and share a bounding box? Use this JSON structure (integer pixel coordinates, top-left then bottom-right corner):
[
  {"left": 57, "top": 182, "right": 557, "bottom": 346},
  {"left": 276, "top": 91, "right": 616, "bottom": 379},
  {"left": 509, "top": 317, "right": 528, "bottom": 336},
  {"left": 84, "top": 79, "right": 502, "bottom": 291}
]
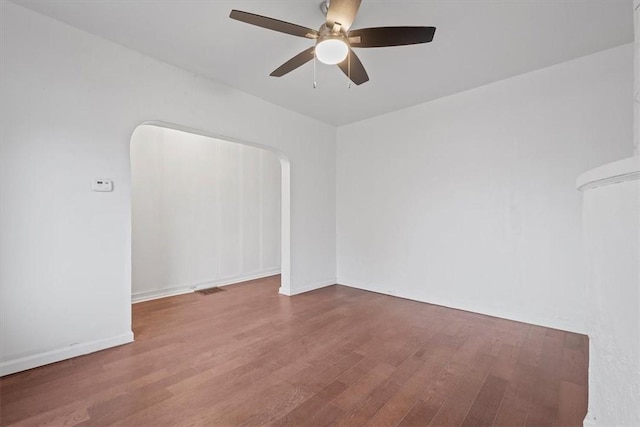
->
[{"left": 131, "top": 125, "right": 282, "bottom": 302}]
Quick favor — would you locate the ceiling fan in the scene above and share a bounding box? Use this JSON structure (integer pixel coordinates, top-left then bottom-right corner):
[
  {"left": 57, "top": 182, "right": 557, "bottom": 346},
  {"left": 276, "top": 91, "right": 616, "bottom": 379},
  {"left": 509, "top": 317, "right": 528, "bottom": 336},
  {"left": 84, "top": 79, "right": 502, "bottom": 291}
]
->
[{"left": 229, "top": 0, "right": 436, "bottom": 85}]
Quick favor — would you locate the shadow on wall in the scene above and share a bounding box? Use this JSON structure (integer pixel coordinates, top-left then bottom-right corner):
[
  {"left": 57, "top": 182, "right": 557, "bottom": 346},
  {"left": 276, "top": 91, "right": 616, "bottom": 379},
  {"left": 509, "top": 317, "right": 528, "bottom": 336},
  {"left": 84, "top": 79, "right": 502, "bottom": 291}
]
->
[{"left": 129, "top": 122, "right": 291, "bottom": 302}]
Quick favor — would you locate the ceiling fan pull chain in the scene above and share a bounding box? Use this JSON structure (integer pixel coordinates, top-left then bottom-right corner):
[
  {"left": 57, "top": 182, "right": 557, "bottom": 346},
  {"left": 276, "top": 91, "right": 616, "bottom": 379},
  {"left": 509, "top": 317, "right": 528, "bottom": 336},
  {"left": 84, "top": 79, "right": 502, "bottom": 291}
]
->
[
  {"left": 313, "top": 49, "right": 317, "bottom": 88},
  {"left": 348, "top": 49, "right": 351, "bottom": 89}
]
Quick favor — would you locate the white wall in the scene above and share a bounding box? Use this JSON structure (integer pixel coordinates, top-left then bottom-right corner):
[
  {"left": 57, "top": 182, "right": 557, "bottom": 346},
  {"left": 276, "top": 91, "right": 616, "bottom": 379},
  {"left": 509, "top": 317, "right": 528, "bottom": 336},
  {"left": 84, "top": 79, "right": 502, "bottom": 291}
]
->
[
  {"left": 585, "top": 181, "right": 640, "bottom": 426},
  {"left": 131, "top": 125, "right": 281, "bottom": 302},
  {"left": 579, "top": 158, "right": 640, "bottom": 426},
  {"left": 634, "top": 0, "right": 639, "bottom": 154},
  {"left": 337, "top": 44, "right": 634, "bottom": 334},
  {"left": 0, "top": 3, "right": 336, "bottom": 376},
  {"left": 582, "top": 4, "right": 640, "bottom": 424}
]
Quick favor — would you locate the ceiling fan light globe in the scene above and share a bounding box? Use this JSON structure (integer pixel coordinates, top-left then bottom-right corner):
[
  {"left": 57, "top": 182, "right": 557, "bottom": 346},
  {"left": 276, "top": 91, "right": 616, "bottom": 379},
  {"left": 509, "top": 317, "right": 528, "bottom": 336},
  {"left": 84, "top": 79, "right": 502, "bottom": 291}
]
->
[{"left": 315, "top": 39, "right": 348, "bottom": 65}]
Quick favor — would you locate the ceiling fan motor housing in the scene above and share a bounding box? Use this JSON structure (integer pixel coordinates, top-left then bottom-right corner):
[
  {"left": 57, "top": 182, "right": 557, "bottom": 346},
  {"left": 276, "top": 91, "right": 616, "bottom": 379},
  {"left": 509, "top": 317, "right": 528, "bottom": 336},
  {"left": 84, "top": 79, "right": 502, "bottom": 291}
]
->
[{"left": 317, "top": 25, "right": 349, "bottom": 44}]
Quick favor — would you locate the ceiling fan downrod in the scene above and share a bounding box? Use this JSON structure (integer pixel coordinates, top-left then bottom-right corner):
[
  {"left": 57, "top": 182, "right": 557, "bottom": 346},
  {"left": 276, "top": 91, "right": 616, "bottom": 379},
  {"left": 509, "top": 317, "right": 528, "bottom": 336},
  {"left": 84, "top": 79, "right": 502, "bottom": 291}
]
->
[{"left": 320, "top": 0, "right": 330, "bottom": 16}]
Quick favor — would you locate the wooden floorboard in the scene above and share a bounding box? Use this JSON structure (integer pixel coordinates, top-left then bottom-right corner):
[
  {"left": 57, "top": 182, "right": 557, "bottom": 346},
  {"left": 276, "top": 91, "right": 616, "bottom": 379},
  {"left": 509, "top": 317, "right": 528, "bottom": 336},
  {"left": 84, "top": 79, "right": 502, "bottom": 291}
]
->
[{"left": 0, "top": 276, "right": 588, "bottom": 426}]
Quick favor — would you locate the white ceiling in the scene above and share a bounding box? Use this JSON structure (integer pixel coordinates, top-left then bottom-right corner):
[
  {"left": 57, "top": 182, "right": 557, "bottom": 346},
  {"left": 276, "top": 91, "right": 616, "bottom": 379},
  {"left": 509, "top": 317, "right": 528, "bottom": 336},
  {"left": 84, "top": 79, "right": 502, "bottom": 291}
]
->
[{"left": 11, "top": 0, "right": 633, "bottom": 126}]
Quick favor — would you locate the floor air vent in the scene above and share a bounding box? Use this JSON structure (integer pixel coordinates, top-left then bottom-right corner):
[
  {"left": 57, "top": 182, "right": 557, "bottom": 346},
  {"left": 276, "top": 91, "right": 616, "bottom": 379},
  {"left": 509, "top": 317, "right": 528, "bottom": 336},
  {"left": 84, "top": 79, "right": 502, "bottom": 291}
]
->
[{"left": 196, "top": 287, "right": 225, "bottom": 295}]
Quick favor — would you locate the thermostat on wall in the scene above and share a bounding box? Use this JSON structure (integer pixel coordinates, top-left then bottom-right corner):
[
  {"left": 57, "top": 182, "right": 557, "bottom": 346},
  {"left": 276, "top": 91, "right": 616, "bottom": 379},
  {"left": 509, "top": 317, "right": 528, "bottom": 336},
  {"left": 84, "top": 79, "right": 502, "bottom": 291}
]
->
[{"left": 92, "top": 179, "right": 113, "bottom": 192}]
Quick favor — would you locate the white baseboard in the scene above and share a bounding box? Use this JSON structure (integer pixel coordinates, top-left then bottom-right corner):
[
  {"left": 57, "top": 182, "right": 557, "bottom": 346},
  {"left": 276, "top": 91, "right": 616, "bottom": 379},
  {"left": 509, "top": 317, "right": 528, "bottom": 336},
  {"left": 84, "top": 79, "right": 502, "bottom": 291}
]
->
[
  {"left": 280, "top": 278, "right": 336, "bottom": 296},
  {"left": 0, "top": 331, "right": 134, "bottom": 377},
  {"left": 132, "top": 269, "right": 281, "bottom": 303},
  {"left": 197, "top": 269, "right": 281, "bottom": 289},
  {"left": 131, "top": 286, "right": 194, "bottom": 303},
  {"left": 336, "top": 278, "right": 586, "bottom": 335}
]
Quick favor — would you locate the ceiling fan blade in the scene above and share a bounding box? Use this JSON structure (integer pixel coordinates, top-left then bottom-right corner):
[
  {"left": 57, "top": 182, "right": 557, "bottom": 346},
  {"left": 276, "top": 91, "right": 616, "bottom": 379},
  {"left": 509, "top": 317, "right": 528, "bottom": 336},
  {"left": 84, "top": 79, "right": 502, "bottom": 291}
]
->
[
  {"left": 270, "top": 47, "right": 315, "bottom": 77},
  {"left": 326, "top": 0, "right": 362, "bottom": 32},
  {"left": 337, "top": 49, "right": 369, "bottom": 85},
  {"left": 349, "top": 26, "right": 436, "bottom": 48},
  {"left": 230, "top": 10, "right": 318, "bottom": 39}
]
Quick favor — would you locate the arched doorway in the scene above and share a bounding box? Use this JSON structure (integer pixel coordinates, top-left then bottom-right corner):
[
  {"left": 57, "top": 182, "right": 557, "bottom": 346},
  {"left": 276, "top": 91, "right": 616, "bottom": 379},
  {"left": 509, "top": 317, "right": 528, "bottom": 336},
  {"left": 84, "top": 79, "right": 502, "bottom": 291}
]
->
[{"left": 130, "top": 122, "right": 291, "bottom": 301}]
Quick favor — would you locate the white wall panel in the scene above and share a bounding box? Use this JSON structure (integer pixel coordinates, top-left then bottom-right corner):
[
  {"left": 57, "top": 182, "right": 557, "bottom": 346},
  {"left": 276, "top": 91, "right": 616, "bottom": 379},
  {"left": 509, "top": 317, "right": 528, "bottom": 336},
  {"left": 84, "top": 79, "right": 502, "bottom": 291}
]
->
[
  {"left": 241, "top": 145, "right": 262, "bottom": 274},
  {"left": 262, "top": 152, "right": 282, "bottom": 269},
  {"left": 218, "top": 142, "right": 242, "bottom": 278}
]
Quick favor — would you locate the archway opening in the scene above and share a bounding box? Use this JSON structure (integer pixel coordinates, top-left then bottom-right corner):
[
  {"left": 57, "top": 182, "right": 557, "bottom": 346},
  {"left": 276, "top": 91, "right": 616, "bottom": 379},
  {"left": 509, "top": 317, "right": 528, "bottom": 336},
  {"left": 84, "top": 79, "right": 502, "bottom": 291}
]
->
[{"left": 129, "top": 122, "right": 291, "bottom": 306}]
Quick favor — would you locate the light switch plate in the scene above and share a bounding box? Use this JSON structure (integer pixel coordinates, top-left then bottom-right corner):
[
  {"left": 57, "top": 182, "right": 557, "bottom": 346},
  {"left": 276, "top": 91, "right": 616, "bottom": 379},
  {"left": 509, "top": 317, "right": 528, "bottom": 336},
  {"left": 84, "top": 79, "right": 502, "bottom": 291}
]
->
[{"left": 92, "top": 179, "right": 113, "bottom": 192}]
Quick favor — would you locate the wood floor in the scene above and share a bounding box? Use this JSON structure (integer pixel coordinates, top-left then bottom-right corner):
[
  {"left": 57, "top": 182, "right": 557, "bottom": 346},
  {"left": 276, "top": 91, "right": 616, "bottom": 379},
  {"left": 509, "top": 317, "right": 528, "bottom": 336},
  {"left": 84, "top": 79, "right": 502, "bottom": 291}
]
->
[{"left": 0, "top": 276, "right": 588, "bottom": 426}]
